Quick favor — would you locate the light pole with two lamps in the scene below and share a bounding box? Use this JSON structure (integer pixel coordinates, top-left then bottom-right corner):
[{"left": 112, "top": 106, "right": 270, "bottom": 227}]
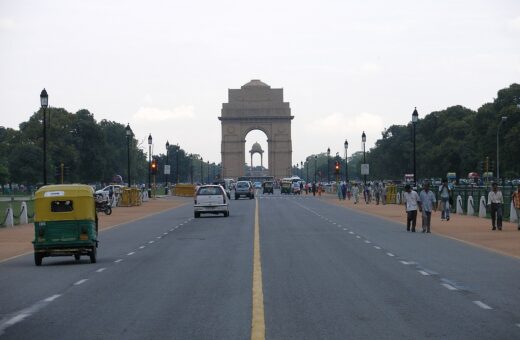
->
[
  {"left": 148, "top": 134, "right": 153, "bottom": 194},
  {"left": 165, "top": 140, "right": 170, "bottom": 190},
  {"left": 327, "top": 147, "right": 330, "bottom": 183}
]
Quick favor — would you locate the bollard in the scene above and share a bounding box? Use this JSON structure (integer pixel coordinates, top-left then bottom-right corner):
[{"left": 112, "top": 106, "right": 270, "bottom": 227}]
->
[
  {"left": 456, "top": 195, "right": 464, "bottom": 214},
  {"left": 510, "top": 201, "right": 518, "bottom": 223},
  {"left": 20, "top": 202, "right": 28, "bottom": 224},
  {"left": 479, "top": 196, "right": 487, "bottom": 218},
  {"left": 5, "top": 207, "right": 14, "bottom": 227},
  {"left": 396, "top": 192, "right": 401, "bottom": 205},
  {"left": 467, "top": 196, "right": 475, "bottom": 216},
  {"left": 142, "top": 190, "right": 149, "bottom": 202}
]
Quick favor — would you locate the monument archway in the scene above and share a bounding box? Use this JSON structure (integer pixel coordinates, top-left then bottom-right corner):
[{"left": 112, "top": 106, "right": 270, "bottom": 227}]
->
[{"left": 219, "top": 80, "right": 293, "bottom": 179}]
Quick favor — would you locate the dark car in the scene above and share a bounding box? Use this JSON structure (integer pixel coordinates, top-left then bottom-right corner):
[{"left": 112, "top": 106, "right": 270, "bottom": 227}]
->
[
  {"left": 235, "top": 181, "right": 254, "bottom": 200},
  {"left": 263, "top": 181, "right": 274, "bottom": 194}
]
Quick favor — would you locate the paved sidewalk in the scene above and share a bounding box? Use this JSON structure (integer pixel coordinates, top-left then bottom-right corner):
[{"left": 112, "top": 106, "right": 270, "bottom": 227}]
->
[
  {"left": 0, "top": 196, "right": 191, "bottom": 262},
  {"left": 322, "top": 194, "right": 520, "bottom": 259}
]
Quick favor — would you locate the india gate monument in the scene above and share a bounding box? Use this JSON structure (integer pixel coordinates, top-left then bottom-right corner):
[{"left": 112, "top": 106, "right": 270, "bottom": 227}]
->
[{"left": 219, "top": 80, "right": 293, "bottom": 179}]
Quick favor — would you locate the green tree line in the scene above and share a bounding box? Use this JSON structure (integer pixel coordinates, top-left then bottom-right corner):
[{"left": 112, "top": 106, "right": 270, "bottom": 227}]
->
[
  {"left": 298, "top": 83, "right": 520, "bottom": 182},
  {"left": 0, "top": 108, "right": 221, "bottom": 190}
]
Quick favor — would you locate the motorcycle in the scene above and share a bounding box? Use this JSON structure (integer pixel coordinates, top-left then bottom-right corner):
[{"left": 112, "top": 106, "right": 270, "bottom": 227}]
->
[{"left": 95, "top": 194, "right": 112, "bottom": 215}]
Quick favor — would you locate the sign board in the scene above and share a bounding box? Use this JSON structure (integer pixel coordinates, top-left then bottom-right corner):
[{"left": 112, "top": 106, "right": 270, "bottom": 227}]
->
[
  {"left": 361, "top": 164, "right": 369, "bottom": 175},
  {"left": 164, "top": 165, "right": 171, "bottom": 175}
]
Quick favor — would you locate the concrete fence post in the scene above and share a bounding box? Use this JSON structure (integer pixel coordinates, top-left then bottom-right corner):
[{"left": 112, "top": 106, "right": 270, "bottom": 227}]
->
[
  {"left": 20, "top": 201, "right": 28, "bottom": 225},
  {"left": 142, "top": 190, "right": 149, "bottom": 202},
  {"left": 5, "top": 207, "right": 14, "bottom": 227},
  {"left": 396, "top": 192, "right": 401, "bottom": 205},
  {"left": 456, "top": 195, "right": 464, "bottom": 214},
  {"left": 510, "top": 201, "right": 518, "bottom": 223},
  {"left": 479, "top": 196, "right": 487, "bottom": 218},
  {"left": 467, "top": 196, "right": 475, "bottom": 216}
]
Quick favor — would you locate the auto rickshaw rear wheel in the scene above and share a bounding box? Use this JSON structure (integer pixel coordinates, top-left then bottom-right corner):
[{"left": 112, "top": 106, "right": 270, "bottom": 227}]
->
[
  {"left": 89, "top": 246, "right": 97, "bottom": 263},
  {"left": 34, "top": 252, "right": 43, "bottom": 266}
]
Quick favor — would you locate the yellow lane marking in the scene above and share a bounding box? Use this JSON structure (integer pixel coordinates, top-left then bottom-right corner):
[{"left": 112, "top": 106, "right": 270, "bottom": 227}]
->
[{"left": 251, "top": 198, "right": 265, "bottom": 340}]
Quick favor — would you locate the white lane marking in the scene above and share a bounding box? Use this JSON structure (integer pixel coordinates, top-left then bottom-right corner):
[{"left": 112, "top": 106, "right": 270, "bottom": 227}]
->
[
  {"left": 96, "top": 268, "right": 107, "bottom": 273},
  {"left": 343, "top": 228, "right": 348, "bottom": 231},
  {"left": 418, "top": 270, "right": 430, "bottom": 276},
  {"left": 43, "top": 294, "right": 61, "bottom": 302},
  {"left": 179, "top": 223, "right": 184, "bottom": 226},
  {"left": 4, "top": 314, "right": 29, "bottom": 326},
  {"left": 157, "top": 236, "right": 162, "bottom": 239},
  {"left": 139, "top": 246, "right": 145, "bottom": 249},
  {"left": 441, "top": 283, "right": 457, "bottom": 291},
  {"left": 338, "top": 225, "right": 342, "bottom": 227},
  {"left": 170, "top": 228, "right": 174, "bottom": 231},
  {"left": 115, "top": 259, "right": 123, "bottom": 263},
  {"left": 127, "top": 252, "right": 135, "bottom": 256},
  {"left": 74, "top": 279, "right": 88, "bottom": 286},
  {"left": 332, "top": 222, "right": 336, "bottom": 225},
  {"left": 386, "top": 252, "right": 395, "bottom": 257},
  {"left": 516, "top": 323, "right": 520, "bottom": 328},
  {"left": 473, "top": 301, "right": 492, "bottom": 310},
  {"left": 374, "top": 246, "right": 381, "bottom": 250},
  {"left": 364, "top": 240, "right": 371, "bottom": 244},
  {"left": 400, "top": 261, "right": 411, "bottom": 265},
  {"left": 163, "top": 232, "right": 168, "bottom": 235},
  {"left": 149, "top": 241, "right": 155, "bottom": 244},
  {"left": 349, "top": 231, "right": 355, "bottom": 234},
  {"left": 356, "top": 236, "right": 361, "bottom": 239}
]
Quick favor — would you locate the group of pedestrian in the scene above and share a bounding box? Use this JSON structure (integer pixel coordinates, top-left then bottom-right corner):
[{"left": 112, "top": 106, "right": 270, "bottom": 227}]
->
[
  {"left": 403, "top": 182, "right": 437, "bottom": 233},
  {"left": 403, "top": 180, "right": 520, "bottom": 233}
]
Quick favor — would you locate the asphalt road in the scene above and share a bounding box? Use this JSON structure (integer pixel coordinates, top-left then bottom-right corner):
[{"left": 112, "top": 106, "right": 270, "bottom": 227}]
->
[{"left": 1, "top": 190, "right": 519, "bottom": 339}]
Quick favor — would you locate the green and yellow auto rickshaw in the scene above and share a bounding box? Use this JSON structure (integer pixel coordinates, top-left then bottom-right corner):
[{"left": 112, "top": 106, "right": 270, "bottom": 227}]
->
[
  {"left": 281, "top": 181, "right": 292, "bottom": 194},
  {"left": 32, "top": 184, "right": 98, "bottom": 266}
]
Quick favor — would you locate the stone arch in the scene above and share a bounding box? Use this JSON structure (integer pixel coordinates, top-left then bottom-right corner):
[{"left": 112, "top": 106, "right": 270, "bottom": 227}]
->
[{"left": 219, "top": 80, "right": 293, "bottom": 179}]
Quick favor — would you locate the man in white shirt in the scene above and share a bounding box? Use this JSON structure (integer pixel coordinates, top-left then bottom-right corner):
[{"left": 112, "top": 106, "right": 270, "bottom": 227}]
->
[
  {"left": 419, "top": 182, "right": 437, "bottom": 233},
  {"left": 487, "top": 182, "right": 504, "bottom": 230},
  {"left": 403, "top": 184, "right": 420, "bottom": 232}
]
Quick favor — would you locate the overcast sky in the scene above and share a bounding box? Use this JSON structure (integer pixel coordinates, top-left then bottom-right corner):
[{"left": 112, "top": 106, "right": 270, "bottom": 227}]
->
[{"left": 1, "top": 0, "right": 519, "bottom": 167}]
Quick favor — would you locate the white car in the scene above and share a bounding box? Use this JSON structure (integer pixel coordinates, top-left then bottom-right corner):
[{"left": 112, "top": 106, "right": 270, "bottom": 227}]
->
[{"left": 194, "top": 185, "right": 229, "bottom": 218}]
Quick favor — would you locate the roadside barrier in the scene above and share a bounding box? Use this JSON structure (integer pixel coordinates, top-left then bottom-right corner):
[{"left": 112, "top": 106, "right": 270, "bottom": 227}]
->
[
  {"left": 479, "top": 196, "right": 487, "bottom": 218},
  {"left": 456, "top": 195, "right": 464, "bottom": 214},
  {"left": 3, "top": 207, "right": 14, "bottom": 227},
  {"left": 467, "top": 196, "right": 475, "bottom": 216},
  {"left": 172, "top": 184, "right": 195, "bottom": 197},
  {"left": 510, "top": 201, "right": 518, "bottom": 222},
  {"left": 118, "top": 188, "right": 142, "bottom": 207}
]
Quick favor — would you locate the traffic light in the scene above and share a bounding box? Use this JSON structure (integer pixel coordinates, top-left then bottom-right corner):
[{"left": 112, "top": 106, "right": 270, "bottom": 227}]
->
[
  {"left": 334, "top": 161, "right": 340, "bottom": 175},
  {"left": 151, "top": 159, "right": 158, "bottom": 175},
  {"left": 478, "top": 161, "right": 484, "bottom": 174}
]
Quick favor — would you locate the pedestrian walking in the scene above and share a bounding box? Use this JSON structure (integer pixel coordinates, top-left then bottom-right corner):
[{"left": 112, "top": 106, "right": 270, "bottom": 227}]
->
[
  {"left": 419, "top": 182, "right": 436, "bottom": 233},
  {"left": 487, "top": 182, "right": 504, "bottom": 230},
  {"left": 346, "top": 182, "right": 351, "bottom": 200},
  {"left": 352, "top": 183, "right": 360, "bottom": 204},
  {"left": 312, "top": 182, "right": 316, "bottom": 196},
  {"left": 337, "top": 182, "right": 343, "bottom": 200},
  {"left": 341, "top": 182, "right": 347, "bottom": 200},
  {"left": 318, "top": 183, "right": 322, "bottom": 196},
  {"left": 512, "top": 184, "right": 520, "bottom": 230},
  {"left": 381, "top": 183, "right": 387, "bottom": 205},
  {"left": 403, "top": 184, "right": 420, "bottom": 232},
  {"left": 438, "top": 179, "right": 451, "bottom": 221}
]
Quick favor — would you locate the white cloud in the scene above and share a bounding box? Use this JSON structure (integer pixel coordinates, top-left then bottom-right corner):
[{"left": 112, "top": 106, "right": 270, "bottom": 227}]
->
[
  {"left": 132, "top": 105, "right": 195, "bottom": 122},
  {"left": 508, "top": 16, "right": 520, "bottom": 32},
  {"left": 302, "top": 112, "right": 385, "bottom": 151},
  {"left": 359, "top": 62, "right": 382, "bottom": 75},
  {"left": 0, "top": 18, "right": 15, "bottom": 30}
]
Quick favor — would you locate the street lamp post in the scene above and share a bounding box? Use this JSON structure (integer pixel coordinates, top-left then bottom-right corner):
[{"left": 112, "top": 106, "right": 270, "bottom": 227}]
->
[
  {"left": 176, "top": 144, "right": 179, "bottom": 184},
  {"left": 207, "top": 160, "right": 210, "bottom": 183},
  {"left": 165, "top": 140, "right": 170, "bottom": 189},
  {"left": 314, "top": 155, "right": 317, "bottom": 183},
  {"left": 300, "top": 161, "right": 303, "bottom": 179},
  {"left": 125, "top": 124, "right": 132, "bottom": 186},
  {"left": 306, "top": 159, "right": 309, "bottom": 183},
  {"left": 327, "top": 147, "right": 330, "bottom": 183},
  {"left": 40, "top": 89, "right": 49, "bottom": 185},
  {"left": 200, "top": 157, "right": 203, "bottom": 184},
  {"left": 362, "top": 131, "right": 367, "bottom": 186},
  {"left": 344, "top": 139, "right": 348, "bottom": 183},
  {"left": 148, "top": 134, "right": 153, "bottom": 191},
  {"left": 497, "top": 116, "right": 507, "bottom": 183},
  {"left": 412, "top": 108, "right": 418, "bottom": 188}
]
